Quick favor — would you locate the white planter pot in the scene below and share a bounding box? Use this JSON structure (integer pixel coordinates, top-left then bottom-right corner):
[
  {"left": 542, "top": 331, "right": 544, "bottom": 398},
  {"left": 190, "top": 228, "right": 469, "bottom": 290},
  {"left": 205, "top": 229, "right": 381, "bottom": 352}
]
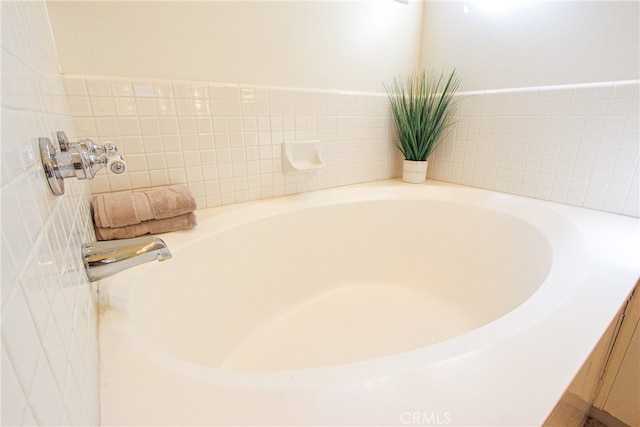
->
[{"left": 402, "top": 160, "right": 428, "bottom": 183}]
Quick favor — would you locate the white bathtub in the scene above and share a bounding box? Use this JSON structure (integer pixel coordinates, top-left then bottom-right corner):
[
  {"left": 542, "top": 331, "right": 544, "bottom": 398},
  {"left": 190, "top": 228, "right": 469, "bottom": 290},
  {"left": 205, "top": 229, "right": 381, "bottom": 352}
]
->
[{"left": 99, "top": 180, "right": 639, "bottom": 426}]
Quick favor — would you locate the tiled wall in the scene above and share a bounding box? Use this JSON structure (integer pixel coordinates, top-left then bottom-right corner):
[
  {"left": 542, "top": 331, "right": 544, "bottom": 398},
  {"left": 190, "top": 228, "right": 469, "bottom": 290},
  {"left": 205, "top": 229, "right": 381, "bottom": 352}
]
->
[
  {"left": 63, "top": 75, "right": 401, "bottom": 208},
  {"left": 430, "top": 81, "right": 640, "bottom": 217},
  {"left": 1, "top": 2, "right": 99, "bottom": 425},
  {"left": 67, "top": 75, "right": 638, "bottom": 217}
]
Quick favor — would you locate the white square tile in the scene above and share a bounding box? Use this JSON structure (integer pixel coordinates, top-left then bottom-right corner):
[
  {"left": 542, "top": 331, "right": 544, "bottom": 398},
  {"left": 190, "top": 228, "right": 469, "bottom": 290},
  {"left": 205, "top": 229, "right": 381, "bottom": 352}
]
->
[
  {"left": 41, "top": 314, "right": 68, "bottom": 388},
  {"left": 142, "top": 135, "right": 163, "bottom": 153},
  {"left": 193, "top": 99, "right": 210, "bottom": 115},
  {"left": 133, "top": 82, "right": 154, "bottom": 97},
  {"left": 0, "top": 116, "right": 26, "bottom": 186},
  {"left": 117, "top": 118, "right": 141, "bottom": 136},
  {"left": 209, "top": 83, "right": 226, "bottom": 100},
  {"left": 150, "top": 118, "right": 175, "bottom": 136},
  {"left": 204, "top": 180, "right": 221, "bottom": 195},
  {"left": 607, "top": 97, "right": 633, "bottom": 116},
  {"left": 179, "top": 134, "right": 197, "bottom": 150},
  {"left": 165, "top": 151, "right": 184, "bottom": 168},
  {"left": 612, "top": 81, "right": 638, "bottom": 99},
  {"left": 62, "top": 366, "right": 86, "bottom": 426},
  {"left": 602, "top": 196, "right": 626, "bottom": 213},
  {"left": 149, "top": 170, "right": 170, "bottom": 186},
  {"left": 183, "top": 151, "right": 201, "bottom": 167},
  {"left": 120, "top": 136, "right": 144, "bottom": 154},
  {"left": 198, "top": 134, "right": 214, "bottom": 149},
  {"left": 72, "top": 118, "right": 97, "bottom": 136},
  {"left": 1, "top": 187, "right": 33, "bottom": 263},
  {"left": 606, "top": 181, "right": 631, "bottom": 198},
  {"left": 2, "top": 286, "right": 41, "bottom": 389},
  {"left": 63, "top": 76, "right": 88, "bottom": 96},
  {"left": 163, "top": 135, "right": 182, "bottom": 152},
  {"left": 186, "top": 167, "right": 203, "bottom": 182},
  {"left": 67, "top": 97, "right": 93, "bottom": 116},
  {"left": 172, "top": 82, "right": 191, "bottom": 98},
  {"left": 124, "top": 153, "right": 148, "bottom": 172},
  {"left": 178, "top": 117, "right": 197, "bottom": 133},
  {"left": 215, "top": 148, "right": 232, "bottom": 164},
  {"left": 139, "top": 117, "right": 161, "bottom": 135},
  {"left": 168, "top": 168, "right": 187, "bottom": 184},
  {"left": 1, "top": 237, "right": 19, "bottom": 303},
  {"left": 590, "top": 84, "right": 614, "bottom": 99},
  {"left": 196, "top": 117, "right": 213, "bottom": 133},
  {"left": 106, "top": 172, "right": 132, "bottom": 191},
  {"left": 135, "top": 98, "right": 157, "bottom": 116},
  {"left": 622, "top": 199, "right": 640, "bottom": 216},
  {"left": 1, "top": 348, "right": 27, "bottom": 425},
  {"left": 95, "top": 117, "right": 119, "bottom": 136},
  {"left": 114, "top": 97, "right": 137, "bottom": 116},
  {"left": 201, "top": 150, "right": 217, "bottom": 165},
  {"left": 211, "top": 99, "right": 227, "bottom": 116},
  {"left": 146, "top": 153, "right": 167, "bottom": 170},
  {"left": 156, "top": 98, "right": 175, "bottom": 115},
  {"left": 154, "top": 82, "right": 173, "bottom": 98},
  {"left": 610, "top": 165, "right": 636, "bottom": 184},
  {"left": 192, "top": 84, "right": 209, "bottom": 99},
  {"left": 86, "top": 77, "right": 112, "bottom": 96},
  {"left": 110, "top": 78, "right": 133, "bottom": 97}
]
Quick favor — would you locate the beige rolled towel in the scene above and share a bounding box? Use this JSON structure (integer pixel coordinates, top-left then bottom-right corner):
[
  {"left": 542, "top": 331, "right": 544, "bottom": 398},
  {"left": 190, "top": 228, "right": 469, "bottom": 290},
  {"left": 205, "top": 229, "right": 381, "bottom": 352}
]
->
[
  {"left": 95, "top": 212, "right": 197, "bottom": 240},
  {"left": 93, "top": 185, "right": 197, "bottom": 228}
]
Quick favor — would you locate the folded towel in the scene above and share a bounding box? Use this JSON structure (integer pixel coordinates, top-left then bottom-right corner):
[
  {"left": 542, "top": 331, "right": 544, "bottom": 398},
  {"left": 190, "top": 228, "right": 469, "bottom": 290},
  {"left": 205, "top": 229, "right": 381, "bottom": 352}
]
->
[
  {"left": 95, "top": 212, "right": 197, "bottom": 240},
  {"left": 93, "top": 185, "right": 197, "bottom": 228},
  {"left": 145, "top": 185, "right": 197, "bottom": 220}
]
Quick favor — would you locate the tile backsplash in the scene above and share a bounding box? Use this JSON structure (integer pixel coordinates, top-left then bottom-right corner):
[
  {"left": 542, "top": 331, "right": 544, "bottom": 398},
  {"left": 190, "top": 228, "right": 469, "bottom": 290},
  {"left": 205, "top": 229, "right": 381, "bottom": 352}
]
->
[
  {"left": 63, "top": 75, "right": 401, "bottom": 208},
  {"left": 430, "top": 81, "right": 640, "bottom": 217},
  {"left": 67, "top": 74, "right": 638, "bottom": 217},
  {"left": 1, "top": 1, "right": 99, "bottom": 425}
]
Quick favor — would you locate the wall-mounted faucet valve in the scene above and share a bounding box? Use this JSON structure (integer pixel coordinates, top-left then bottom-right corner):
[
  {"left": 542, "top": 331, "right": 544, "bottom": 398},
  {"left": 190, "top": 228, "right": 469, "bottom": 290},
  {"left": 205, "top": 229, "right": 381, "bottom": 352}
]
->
[{"left": 39, "top": 131, "right": 127, "bottom": 196}]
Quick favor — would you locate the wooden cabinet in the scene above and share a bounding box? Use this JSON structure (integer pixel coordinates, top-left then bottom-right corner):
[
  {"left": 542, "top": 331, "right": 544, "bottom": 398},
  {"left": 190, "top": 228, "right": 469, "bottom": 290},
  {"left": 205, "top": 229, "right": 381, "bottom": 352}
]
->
[
  {"left": 592, "top": 284, "right": 639, "bottom": 427},
  {"left": 545, "top": 283, "right": 639, "bottom": 427}
]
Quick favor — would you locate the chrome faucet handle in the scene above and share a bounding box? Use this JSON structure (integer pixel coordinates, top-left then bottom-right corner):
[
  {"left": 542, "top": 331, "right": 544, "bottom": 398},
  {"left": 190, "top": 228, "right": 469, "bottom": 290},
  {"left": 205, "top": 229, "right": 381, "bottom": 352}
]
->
[
  {"left": 78, "top": 138, "right": 127, "bottom": 178},
  {"left": 39, "top": 131, "right": 127, "bottom": 196},
  {"left": 57, "top": 130, "right": 72, "bottom": 152}
]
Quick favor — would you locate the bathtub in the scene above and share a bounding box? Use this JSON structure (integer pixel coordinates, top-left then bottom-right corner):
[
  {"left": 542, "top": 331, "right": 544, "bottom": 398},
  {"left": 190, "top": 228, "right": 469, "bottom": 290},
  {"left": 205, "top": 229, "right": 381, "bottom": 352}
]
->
[{"left": 99, "top": 179, "right": 639, "bottom": 426}]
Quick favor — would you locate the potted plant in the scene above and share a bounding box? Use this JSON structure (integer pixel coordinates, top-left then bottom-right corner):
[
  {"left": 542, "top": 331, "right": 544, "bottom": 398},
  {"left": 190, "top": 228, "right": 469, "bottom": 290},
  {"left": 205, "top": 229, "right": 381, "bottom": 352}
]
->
[{"left": 385, "top": 69, "right": 461, "bottom": 183}]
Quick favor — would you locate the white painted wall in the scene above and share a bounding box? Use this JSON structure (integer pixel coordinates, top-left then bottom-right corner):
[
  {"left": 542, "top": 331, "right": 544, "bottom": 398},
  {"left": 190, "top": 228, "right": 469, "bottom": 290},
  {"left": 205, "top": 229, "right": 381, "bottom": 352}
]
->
[
  {"left": 421, "top": 1, "right": 640, "bottom": 91},
  {"left": 46, "top": 1, "right": 423, "bottom": 92}
]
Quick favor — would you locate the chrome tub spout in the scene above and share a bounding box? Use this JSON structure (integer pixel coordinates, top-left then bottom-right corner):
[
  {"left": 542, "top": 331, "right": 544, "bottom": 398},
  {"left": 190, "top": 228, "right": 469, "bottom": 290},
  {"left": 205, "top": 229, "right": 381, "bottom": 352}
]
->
[{"left": 81, "top": 236, "right": 172, "bottom": 282}]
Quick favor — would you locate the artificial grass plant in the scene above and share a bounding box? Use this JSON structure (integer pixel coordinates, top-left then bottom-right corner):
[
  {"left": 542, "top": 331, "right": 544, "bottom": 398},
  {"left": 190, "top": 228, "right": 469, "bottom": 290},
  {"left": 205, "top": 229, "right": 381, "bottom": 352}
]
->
[{"left": 385, "top": 69, "right": 461, "bottom": 161}]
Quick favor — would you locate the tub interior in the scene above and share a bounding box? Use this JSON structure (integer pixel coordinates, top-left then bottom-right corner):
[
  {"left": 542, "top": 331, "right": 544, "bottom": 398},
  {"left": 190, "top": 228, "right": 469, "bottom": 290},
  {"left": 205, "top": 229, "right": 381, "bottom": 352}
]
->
[{"left": 127, "top": 200, "right": 552, "bottom": 371}]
